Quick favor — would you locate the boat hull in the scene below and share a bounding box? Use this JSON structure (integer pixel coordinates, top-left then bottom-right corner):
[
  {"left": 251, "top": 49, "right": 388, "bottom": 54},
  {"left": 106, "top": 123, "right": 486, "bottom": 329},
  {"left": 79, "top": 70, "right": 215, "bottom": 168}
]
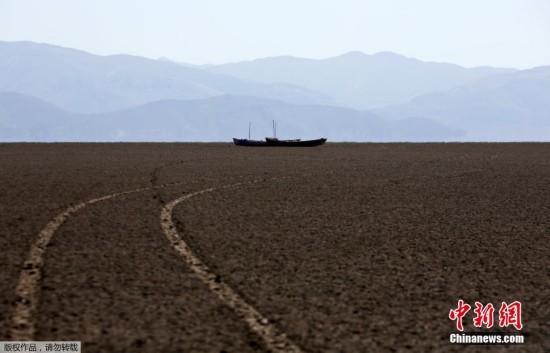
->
[
  {"left": 232, "top": 138, "right": 270, "bottom": 146},
  {"left": 233, "top": 137, "right": 327, "bottom": 147},
  {"left": 265, "top": 137, "right": 327, "bottom": 147}
]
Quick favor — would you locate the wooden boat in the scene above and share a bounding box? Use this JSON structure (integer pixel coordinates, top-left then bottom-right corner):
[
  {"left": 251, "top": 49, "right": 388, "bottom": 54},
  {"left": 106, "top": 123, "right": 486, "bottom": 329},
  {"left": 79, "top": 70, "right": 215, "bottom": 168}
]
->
[
  {"left": 232, "top": 138, "right": 306, "bottom": 146},
  {"left": 233, "top": 121, "right": 326, "bottom": 147},
  {"left": 233, "top": 121, "right": 270, "bottom": 146},
  {"left": 232, "top": 138, "right": 269, "bottom": 146},
  {"left": 265, "top": 137, "right": 327, "bottom": 147}
]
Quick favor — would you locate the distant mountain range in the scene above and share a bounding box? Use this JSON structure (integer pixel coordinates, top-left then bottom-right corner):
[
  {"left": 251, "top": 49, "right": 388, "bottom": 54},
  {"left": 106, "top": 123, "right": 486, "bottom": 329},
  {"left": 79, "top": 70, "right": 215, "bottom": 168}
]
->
[
  {"left": 0, "top": 41, "right": 334, "bottom": 114},
  {"left": 1, "top": 40, "right": 549, "bottom": 142},
  {"left": 0, "top": 92, "right": 463, "bottom": 142},
  {"left": 204, "top": 51, "right": 516, "bottom": 109},
  {"left": 378, "top": 66, "right": 550, "bottom": 141}
]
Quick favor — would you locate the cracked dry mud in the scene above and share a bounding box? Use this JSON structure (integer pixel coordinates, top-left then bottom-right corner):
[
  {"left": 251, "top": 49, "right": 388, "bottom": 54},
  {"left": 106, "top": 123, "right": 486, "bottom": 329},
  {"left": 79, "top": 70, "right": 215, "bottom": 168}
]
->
[{"left": 1, "top": 143, "right": 548, "bottom": 352}]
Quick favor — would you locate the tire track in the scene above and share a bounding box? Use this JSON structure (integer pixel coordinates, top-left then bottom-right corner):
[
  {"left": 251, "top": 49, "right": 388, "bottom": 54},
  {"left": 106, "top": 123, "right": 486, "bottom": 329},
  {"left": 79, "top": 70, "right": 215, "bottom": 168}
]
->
[
  {"left": 10, "top": 179, "right": 200, "bottom": 340},
  {"left": 160, "top": 177, "right": 304, "bottom": 353},
  {"left": 11, "top": 175, "right": 304, "bottom": 353}
]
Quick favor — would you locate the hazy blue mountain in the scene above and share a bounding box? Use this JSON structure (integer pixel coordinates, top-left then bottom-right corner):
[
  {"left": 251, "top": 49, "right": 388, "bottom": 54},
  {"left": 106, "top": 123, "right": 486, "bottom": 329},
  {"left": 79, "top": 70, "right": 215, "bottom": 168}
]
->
[
  {"left": 378, "top": 66, "right": 550, "bottom": 141},
  {"left": 203, "top": 51, "right": 517, "bottom": 109},
  {"left": 0, "top": 41, "right": 334, "bottom": 114},
  {"left": 0, "top": 92, "right": 86, "bottom": 141},
  {"left": 0, "top": 93, "right": 463, "bottom": 142}
]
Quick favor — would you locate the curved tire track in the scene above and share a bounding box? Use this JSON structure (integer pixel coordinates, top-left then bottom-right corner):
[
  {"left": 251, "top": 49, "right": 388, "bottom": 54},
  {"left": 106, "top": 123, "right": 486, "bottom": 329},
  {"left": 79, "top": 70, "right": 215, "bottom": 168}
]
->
[
  {"left": 161, "top": 178, "right": 303, "bottom": 353},
  {"left": 11, "top": 176, "right": 304, "bottom": 353},
  {"left": 11, "top": 180, "right": 196, "bottom": 340}
]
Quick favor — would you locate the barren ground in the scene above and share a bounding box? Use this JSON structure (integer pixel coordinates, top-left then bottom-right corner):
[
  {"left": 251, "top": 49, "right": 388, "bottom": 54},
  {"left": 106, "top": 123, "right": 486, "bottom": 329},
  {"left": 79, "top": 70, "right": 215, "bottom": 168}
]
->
[{"left": 1, "top": 143, "right": 548, "bottom": 352}]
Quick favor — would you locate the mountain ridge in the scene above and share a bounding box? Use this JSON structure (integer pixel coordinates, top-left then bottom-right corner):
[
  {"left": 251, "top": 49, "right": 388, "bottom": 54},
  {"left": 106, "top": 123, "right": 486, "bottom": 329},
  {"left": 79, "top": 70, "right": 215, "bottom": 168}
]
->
[
  {"left": 377, "top": 66, "right": 550, "bottom": 141},
  {"left": 0, "top": 41, "right": 335, "bottom": 114},
  {"left": 0, "top": 92, "right": 464, "bottom": 142},
  {"left": 203, "top": 51, "right": 517, "bottom": 109},
  {"left": 2, "top": 41, "right": 549, "bottom": 142}
]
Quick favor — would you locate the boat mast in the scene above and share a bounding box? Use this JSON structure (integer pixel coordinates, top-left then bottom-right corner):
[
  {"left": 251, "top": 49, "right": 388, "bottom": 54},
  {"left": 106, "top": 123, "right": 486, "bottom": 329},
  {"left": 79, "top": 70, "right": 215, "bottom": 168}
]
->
[
  {"left": 272, "top": 120, "right": 277, "bottom": 138},
  {"left": 248, "top": 121, "right": 251, "bottom": 140}
]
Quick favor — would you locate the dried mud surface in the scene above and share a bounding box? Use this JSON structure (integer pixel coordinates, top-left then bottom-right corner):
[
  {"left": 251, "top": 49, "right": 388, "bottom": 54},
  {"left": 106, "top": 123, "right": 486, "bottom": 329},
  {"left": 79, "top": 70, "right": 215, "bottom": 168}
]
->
[{"left": 0, "top": 143, "right": 549, "bottom": 352}]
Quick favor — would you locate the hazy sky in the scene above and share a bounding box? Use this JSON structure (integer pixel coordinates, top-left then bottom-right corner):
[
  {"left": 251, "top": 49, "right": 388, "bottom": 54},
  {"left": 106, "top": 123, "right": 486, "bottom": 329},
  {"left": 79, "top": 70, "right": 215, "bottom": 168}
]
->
[{"left": 1, "top": 0, "right": 549, "bottom": 68}]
